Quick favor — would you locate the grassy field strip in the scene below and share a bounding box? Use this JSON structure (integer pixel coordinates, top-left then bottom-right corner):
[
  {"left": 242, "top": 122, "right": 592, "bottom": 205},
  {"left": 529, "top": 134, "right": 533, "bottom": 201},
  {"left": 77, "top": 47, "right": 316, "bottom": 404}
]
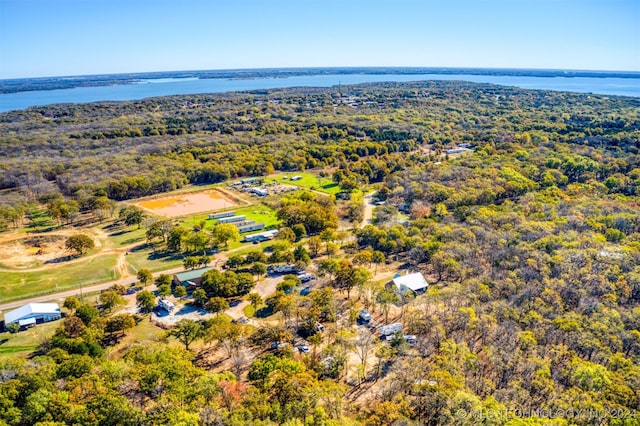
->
[
  {"left": 0, "top": 254, "right": 120, "bottom": 302},
  {"left": 0, "top": 321, "right": 60, "bottom": 361},
  {"left": 266, "top": 172, "right": 340, "bottom": 194}
]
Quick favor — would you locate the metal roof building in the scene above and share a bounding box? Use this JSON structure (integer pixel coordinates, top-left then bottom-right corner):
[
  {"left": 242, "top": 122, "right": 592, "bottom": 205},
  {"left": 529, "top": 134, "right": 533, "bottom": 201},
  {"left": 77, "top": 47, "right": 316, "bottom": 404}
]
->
[
  {"left": 4, "top": 303, "right": 62, "bottom": 326},
  {"left": 173, "top": 266, "right": 215, "bottom": 286},
  {"left": 393, "top": 272, "right": 429, "bottom": 294}
]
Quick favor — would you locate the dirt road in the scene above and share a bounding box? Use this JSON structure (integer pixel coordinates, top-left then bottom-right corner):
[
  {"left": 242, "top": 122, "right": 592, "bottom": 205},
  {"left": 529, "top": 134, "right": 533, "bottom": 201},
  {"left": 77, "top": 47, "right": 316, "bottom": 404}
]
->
[
  {"left": 225, "top": 275, "right": 282, "bottom": 319},
  {"left": 361, "top": 193, "right": 375, "bottom": 228}
]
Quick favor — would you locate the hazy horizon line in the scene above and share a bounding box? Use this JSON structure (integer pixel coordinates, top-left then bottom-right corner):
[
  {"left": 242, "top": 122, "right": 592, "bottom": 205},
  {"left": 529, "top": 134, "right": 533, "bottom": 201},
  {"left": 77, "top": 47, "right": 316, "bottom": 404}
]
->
[{"left": 3, "top": 66, "right": 639, "bottom": 82}]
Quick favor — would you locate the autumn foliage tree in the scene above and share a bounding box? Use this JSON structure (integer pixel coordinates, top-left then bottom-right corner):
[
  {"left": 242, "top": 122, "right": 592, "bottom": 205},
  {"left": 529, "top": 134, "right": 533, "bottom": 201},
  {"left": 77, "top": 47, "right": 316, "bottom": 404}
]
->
[{"left": 65, "top": 234, "right": 95, "bottom": 256}]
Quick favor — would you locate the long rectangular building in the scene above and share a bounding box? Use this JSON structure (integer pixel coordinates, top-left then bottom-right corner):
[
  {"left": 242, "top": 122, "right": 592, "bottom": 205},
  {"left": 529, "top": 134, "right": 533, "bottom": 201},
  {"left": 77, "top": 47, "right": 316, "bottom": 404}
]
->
[
  {"left": 243, "top": 229, "right": 279, "bottom": 242},
  {"left": 217, "top": 215, "right": 246, "bottom": 224},
  {"left": 237, "top": 222, "right": 265, "bottom": 233},
  {"left": 4, "top": 303, "right": 62, "bottom": 327},
  {"left": 209, "top": 211, "right": 235, "bottom": 220},
  {"left": 232, "top": 220, "right": 256, "bottom": 227}
]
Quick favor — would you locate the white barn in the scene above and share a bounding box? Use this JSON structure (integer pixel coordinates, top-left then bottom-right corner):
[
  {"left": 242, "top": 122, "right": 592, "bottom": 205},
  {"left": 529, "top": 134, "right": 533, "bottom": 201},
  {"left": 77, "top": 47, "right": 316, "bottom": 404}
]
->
[
  {"left": 393, "top": 272, "right": 428, "bottom": 294},
  {"left": 4, "top": 303, "right": 62, "bottom": 327}
]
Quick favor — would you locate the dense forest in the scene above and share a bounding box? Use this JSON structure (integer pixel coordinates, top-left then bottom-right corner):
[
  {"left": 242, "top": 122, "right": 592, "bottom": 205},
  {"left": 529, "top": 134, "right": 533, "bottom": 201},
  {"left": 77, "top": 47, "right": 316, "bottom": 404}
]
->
[
  {"left": 1, "top": 81, "right": 638, "bottom": 225},
  {"left": 1, "top": 82, "right": 639, "bottom": 425}
]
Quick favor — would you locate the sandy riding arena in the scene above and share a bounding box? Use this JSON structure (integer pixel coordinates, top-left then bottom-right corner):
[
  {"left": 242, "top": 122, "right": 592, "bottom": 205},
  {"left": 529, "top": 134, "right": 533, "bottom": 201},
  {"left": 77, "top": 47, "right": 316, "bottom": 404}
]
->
[{"left": 135, "top": 189, "right": 240, "bottom": 218}]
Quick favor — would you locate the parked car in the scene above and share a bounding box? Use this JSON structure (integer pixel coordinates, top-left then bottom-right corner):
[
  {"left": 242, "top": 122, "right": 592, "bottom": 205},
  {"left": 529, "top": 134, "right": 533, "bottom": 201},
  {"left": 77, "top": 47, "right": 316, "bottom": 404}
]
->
[
  {"left": 404, "top": 335, "right": 417, "bottom": 345},
  {"left": 359, "top": 309, "right": 372, "bottom": 323},
  {"left": 299, "top": 273, "right": 317, "bottom": 283},
  {"left": 299, "top": 286, "right": 311, "bottom": 296},
  {"left": 298, "top": 345, "right": 310, "bottom": 353},
  {"left": 270, "top": 341, "right": 289, "bottom": 349}
]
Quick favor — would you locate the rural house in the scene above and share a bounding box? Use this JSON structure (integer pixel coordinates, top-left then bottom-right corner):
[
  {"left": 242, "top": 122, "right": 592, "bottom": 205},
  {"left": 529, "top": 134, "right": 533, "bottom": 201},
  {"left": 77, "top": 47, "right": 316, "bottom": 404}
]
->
[
  {"left": 392, "top": 272, "right": 428, "bottom": 294},
  {"left": 173, "top": 266, "right": 215, "bottom": 290}
]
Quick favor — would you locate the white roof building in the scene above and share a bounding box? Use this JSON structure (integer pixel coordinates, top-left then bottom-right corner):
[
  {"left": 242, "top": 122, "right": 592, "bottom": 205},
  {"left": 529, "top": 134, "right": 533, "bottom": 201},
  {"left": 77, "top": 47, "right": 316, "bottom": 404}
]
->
[
  {"left": 4, "top": 303, "right": 62, "bottom": 326},
  {"left": 393, "top": 272, "right": 428, "bottom": 294}
]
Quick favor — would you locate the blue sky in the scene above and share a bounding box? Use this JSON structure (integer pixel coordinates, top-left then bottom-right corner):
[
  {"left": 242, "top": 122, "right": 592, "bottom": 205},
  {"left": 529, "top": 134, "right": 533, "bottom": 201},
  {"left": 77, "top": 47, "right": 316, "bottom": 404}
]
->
[{"left": 0, "top": 0, "right": 638, "bottom": 79}]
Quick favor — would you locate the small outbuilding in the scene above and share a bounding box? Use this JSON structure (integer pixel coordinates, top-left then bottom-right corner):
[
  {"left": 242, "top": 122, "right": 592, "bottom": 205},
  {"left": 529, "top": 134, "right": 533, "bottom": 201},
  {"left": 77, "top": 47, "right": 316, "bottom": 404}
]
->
[
  {"left": 4, "top": 303, "right": 62, "bottom": 327},
  {"left": 251, "top": 188, "right": 269, "bottom": 197},
  {"left": 392, "top": 272, "right": 428, "bottom": 294}
]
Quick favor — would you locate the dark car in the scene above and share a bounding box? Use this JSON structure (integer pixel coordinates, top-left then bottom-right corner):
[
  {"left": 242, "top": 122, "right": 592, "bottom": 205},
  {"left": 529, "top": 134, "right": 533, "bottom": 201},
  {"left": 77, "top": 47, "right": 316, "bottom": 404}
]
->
[
  {"left": 300, "top": 286, "right": 311, "bottom": 296},
  {"left": 270, "top": 341, "right": 288, "bottom": 349}
]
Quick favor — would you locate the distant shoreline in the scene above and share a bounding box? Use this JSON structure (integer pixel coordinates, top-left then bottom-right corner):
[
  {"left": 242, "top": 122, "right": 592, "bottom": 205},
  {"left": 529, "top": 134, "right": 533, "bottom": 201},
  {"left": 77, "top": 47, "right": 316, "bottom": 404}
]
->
[
  {"left": 1, "top": 71, "right": 639, "bottom": 113},
  {"left": 2, "top": 67, "right": 639, "bottom": 95}
]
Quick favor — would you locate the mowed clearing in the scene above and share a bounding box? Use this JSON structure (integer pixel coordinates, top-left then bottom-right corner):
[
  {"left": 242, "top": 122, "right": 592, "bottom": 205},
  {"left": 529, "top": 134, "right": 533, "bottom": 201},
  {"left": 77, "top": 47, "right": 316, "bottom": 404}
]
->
[{"left": 135, "top": 188, "right": 240, "bottom": 217}]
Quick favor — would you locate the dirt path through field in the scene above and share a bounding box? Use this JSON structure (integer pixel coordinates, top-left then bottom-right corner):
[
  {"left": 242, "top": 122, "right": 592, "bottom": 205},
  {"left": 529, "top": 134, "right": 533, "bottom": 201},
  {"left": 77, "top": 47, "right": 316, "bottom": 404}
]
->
[
  {"left": 0, "top": 242, "right": 258, "bottom": 311},
  {"left": 361, "top": 193, "right": 375, "bottom": 228},
  {"left": 0, "top": 241, "right": 139, "bottom": 273},
  {"left": 115, "top": 252, "right": 131, "bottom": 278}
]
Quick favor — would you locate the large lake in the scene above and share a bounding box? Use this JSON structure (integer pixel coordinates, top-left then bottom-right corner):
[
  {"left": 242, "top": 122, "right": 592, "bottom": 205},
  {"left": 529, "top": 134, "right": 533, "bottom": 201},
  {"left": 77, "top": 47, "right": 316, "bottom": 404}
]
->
[{"left": 1, "top": 73, "right": 638, "bottom": 113}]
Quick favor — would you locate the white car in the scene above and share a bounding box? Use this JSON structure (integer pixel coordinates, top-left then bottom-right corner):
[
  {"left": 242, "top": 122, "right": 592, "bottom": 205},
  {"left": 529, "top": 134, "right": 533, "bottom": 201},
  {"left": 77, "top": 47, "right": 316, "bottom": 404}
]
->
[{"left": 298, "top": 345, "right": 310, "bottom": 353}]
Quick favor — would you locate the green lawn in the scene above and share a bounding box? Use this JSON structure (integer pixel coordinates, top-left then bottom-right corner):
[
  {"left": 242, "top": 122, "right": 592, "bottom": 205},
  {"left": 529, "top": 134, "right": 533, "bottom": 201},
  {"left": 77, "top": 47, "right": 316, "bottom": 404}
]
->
[
  {"left": 266, "top": 172, "right": 341, "bottom": 194},
  {"left": 0, "top": 321, "right": 60, "bottom": 362},
  {"left": 180, "top": 204, "right": 280, "bottom": 251},
  {"left": 0, "top": 254, "right": 120, "bottom": 302},
  {"left": 26, "top": 207, "right": 55, "bottom": 229},
  {"left": 182, "top": 204, "right": 279, "bottom": 230},
  {"left": 103, "top": 223, "right": 147, "bottom": 248},
  {"left": 125, "top": 247, "right": 184, "bottom": 273},
  {"left": 243, "top": 304, "right": 255, "bottom": 317}
]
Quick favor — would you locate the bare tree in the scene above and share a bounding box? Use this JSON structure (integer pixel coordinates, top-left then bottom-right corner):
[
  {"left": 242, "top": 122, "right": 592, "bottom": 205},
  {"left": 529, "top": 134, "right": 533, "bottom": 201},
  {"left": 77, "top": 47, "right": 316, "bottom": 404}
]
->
[{"left": 352, "top": 327, "right": 377, "bottom": 385}]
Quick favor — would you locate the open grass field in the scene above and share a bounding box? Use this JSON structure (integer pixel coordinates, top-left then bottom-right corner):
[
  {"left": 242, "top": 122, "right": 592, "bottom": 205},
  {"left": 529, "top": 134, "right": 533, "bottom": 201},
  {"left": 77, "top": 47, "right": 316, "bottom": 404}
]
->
[
  {"left": 125, "top": 247, "right": 184, "bottom": 273},
  {"left": 0, "top": 254, "right": 120, "bottom": 302},
  {"left": 26, "top": 207, "right": 55, "bottom": 229},
  {"left": 0, "top": 320, "right": 60, "bottom": 362},
  {"left": 103, "top": 224, "right": 147, "bottom": 248},
  {"left": 182, "top": 204, "right": 279, "bottom": 230},
  {"left": 266, "top": 172, "right": 341, "bottom": 194}
]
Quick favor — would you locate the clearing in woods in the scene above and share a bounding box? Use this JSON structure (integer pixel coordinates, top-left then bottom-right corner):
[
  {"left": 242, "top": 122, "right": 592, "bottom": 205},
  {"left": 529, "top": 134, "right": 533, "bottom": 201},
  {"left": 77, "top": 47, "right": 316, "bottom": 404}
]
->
[{"left": 135, "top": 188, "right": 242, "bottom": 218}]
